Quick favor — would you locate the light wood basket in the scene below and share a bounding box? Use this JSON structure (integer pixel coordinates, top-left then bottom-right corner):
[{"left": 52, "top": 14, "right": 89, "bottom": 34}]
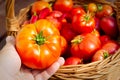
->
[{"left": 6, "top": 0, "right": 120, "bottom": 80}]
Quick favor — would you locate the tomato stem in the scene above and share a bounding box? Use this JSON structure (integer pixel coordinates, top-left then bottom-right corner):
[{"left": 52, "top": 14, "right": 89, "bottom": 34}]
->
[
  {"left": 35, "top": 31, "right": 46, "bottom": 45},
  {"left": 97, "top": 4, "right": 103, "bottom": 11},
  {"left": 103, "top": 50, "right": 109, "bottom": 59},
  {"left": 71, "top": 36, "right": 83, "bottom": 44}
]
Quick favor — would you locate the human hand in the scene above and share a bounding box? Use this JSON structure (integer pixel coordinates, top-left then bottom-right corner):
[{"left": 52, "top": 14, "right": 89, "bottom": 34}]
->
[{"left": 0, "top": 36, "right": 65, "bottom": 80}]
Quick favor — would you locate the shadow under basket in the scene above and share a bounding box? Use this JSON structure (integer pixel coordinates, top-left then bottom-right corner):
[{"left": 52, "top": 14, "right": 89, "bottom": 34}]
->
[{"left": 6, "top": 0, "right": 120, "bottom": 80}]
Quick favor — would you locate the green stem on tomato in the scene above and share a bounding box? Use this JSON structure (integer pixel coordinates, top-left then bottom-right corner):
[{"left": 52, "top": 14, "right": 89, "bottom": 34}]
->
[
  {"left": 34, "top": 31, "right": 46, "bottom": 45},
  {"left": 71, "top": 36, "right": 83, "bottom": 44},
  {"left": 103, "top": 50, "right": 109, "bottom": 59}
]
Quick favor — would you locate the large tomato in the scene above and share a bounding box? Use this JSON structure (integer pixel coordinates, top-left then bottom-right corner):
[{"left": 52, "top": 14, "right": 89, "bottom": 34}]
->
[
  {"left": 72, "top": 13, "right": 95, "bottom": 34},
  {"left": 53, "top": 0, "right": 73, "bottom": 12},
  {"left": 71, "top": 33, "right": 101, "bottom": 61},
  {"left": 16, "top": 19, "right": 61, "bottom": 69}
]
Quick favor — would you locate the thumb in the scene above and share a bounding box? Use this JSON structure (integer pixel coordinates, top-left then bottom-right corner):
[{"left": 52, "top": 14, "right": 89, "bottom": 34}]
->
[
  {"left": 6, "top": 36, "right": 15, "bottom": 45},
  {"left": 0, "top": 36, "right": 21, "bottom": 75}
]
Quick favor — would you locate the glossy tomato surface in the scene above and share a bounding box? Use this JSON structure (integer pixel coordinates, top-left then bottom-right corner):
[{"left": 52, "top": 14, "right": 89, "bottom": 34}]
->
[
  {"left": 71, "top": 33, "right": 101, "bottom": 61},
  {"left": 53, "top": 0, "right": 73, "bottom": 12},
  {"left": 72, "top": 13, "right": 95, "bottom": 34},
  {"left": 16, "top": 19, "right": 61, "bottom": 69}
]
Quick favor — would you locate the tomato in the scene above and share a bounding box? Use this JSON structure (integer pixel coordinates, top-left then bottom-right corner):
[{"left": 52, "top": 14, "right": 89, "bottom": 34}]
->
[
  {"left": 38, "top": 7, "right": 51, "bottom": 19},
  {"left": 91, "top": 29, "right": 100, "bottom": 37},
  {"left": 71, "top": 7, "right": 86, "bottom": 16},
  {"left": 100, "top": 35, "right": 111, "bottom": 45},
  {"left": 64, "top": 57, "right": 82, "bottom": 65},
  {"left": 100, "top": 16, "right": 119, "bottom": 39},
  {"left": 60, "top": 36, "right": 68, "bottom": 55},
  {"left": 16, "top": 19, "right": 61, "bottom": 69},
  {"left": 96, "top": 4, "right": 113, "bottom": 18},
  {"left": 72, "top": 13, "right": 95, "bottom": 34},
  {"left": 94, "top": 17, "right": 101, "bottom": 32},
  {"left": 53, "top": 0, "right": 73, "bottom": 12},
  {"left": 48, "top": 10, "right": 63, "bottom": 18},
  {"left": 101, "top": 5, "right": 113, "bottom": 17},
  {"left": 101, "top": 40, "right": 120, "bottom": 55},
  {"left": 31, "top": 1, "right": 52, "bottom": 14},
  {"left": 46, "top": 16, "right": 62, "bottom": 31},
  {"left": 60, "top": 22, "right": 77, "bottom": 43},
  {"left": 92, "top": 49, "right": 109, "bottom": 62},
  {"left": 88, "top": 3, "right": 97, "bottom": 13},
  {"left": 71, "top": 33, "right": 101, "bottom": 61}
]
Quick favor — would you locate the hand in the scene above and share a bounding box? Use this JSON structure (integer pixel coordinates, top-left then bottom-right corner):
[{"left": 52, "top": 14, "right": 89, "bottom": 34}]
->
[{"left": 0, "top": 36, "right": 65, "bottom": 80}]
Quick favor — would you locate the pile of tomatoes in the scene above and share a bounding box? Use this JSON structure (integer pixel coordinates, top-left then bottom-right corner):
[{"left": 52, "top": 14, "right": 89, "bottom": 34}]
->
[{"left": 16, "top": 0, "right": 120, "bottom": 69}]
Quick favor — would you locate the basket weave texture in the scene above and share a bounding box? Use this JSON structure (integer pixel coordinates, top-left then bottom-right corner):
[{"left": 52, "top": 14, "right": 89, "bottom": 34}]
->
[{"left": 6, "top": 0, "right": 120, "bottom": 80}]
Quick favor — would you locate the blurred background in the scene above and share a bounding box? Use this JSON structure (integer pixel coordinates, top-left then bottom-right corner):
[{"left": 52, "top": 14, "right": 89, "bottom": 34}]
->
[{"left": 0, "top": 0, "right": 115, "bottom": 49}]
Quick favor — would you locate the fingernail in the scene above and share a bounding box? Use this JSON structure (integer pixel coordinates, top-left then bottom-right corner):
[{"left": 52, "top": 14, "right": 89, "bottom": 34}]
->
[{"left": 58, "top": 57, "right": 65, "bottom": 66}]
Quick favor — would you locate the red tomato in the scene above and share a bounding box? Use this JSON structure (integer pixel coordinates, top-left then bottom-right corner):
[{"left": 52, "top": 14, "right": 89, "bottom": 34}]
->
[
  {"left": 92, "top": 49, "right": 109, "bottom": 62},
  {"left": 16, "top": 19, "right": 61, "bottom": 69},
  {"left": 100, "top": 35, "right": 111, "bottom": 45},
  {"left": 100, "top": 16, "right": 119, "bottom": 39},
  {"left": 48, "top": 10, "right": 63, "bottom": 18},
  {"left": 53, "top": 0, "right": 73, "bottom": 12},
  {"left": 71, "top": 7, "right": 86, "bottom": 16},
  {"left": 31, "top": 1, "right": 52, "bottom": 14},
  {"left": 60, "top": 23, "right": 78, "bottom": 43},
  {"left": 64, "top": 57, "right": 82, "bottom": 65},
  {"left": 101, "top": 40, "right": 120, "bottom": 55},
  {"left": 46, "top": 16, "right": 62, "bottom": 31},
  {"left": 96, "top": 4, "right": 113, "bottom": 18},
  {"left": 60, "top": 36, "right": 68, "bottom": 55},
  {"left": 71, "top": 33, "right": 101, "bottom": 61},
  {"left": 72, "top": 13, "right": 95, "bottom": 34},
  {"left": 94, "top": 17, "right": 101, "bottom": 32}
]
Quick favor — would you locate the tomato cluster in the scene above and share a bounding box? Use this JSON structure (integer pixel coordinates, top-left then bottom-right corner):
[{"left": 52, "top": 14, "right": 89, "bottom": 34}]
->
[{"left": 16, "top": 0, "right": 120, "bottom": 68}]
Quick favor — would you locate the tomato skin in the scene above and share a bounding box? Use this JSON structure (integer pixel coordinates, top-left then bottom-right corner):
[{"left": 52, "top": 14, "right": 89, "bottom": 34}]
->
[
  {"left": 46, "top": 16, "right": 62, "bottom": 31},
  {"left": 88, "top": 3, "right": 97, "bottom": 12},
  {"left": 31, "top": 1, "right": 51, "bottom": 15},
  {"left": 71, "top": 33, "right": 101, "bottom": 61},
  {"left": 101, "top": 40, "right": 120, "bottom": 55},
  {"left": 72, "top": 13, "right": 95, "bottom": 34},
  {"left": 100, "top": 16, "right": 119, "bottom": 39},
  {"left": 53, "top": 0, "right": 73, "bottom": 12},
  {"left": 92, "top": 49, "right": 109, "bottom": 62},
  {"left": 100, "top": 35, "right": 111, "bottom": 45},
  {"left": 64, "top": 57, "right": 82, "bottom": 65},
  {"left": 71, "top": 7, "right": 86, "bottom": 16},
  {"left": 16, "top": 19, "right": 61, "bottom": 69},
  {"left": 96, "top": 4, "right": 113, "bottom": 18},
  {"left": 60, "top": 36, "right": 68, "bottom": 55},
  {"left": 60, "top": 22, "right": 77, "bottom": 43}
]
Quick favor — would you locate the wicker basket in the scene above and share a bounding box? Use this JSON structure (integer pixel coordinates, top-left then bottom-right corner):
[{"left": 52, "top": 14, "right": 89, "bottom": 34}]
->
[{"left": 6, "top": 0, "right": 120, "bottom": 80}]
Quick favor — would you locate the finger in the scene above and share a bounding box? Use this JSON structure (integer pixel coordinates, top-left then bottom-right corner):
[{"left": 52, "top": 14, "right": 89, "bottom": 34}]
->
[
  {"left": 19, "top": 67, "right": 34, "bottom": 80},
  {"left": 0, "top": 36, "right": 21, "bottom": 75},
  {"left": 35, "top": 57, "right": 65, "bottom": 80}
]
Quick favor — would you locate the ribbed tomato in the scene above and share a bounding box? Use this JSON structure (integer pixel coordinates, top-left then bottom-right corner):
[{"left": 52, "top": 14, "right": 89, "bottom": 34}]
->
[
  {"left": 16, "top": 19, "right": 61, "bottom": 69},
  {"left": 71, "top": 33, "right": 101, "bottom": 61}
]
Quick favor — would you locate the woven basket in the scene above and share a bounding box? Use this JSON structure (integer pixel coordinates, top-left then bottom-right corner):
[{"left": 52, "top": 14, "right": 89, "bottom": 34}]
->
[{"left": 6, "top": 0, "right": 120, "bottom": 80}]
